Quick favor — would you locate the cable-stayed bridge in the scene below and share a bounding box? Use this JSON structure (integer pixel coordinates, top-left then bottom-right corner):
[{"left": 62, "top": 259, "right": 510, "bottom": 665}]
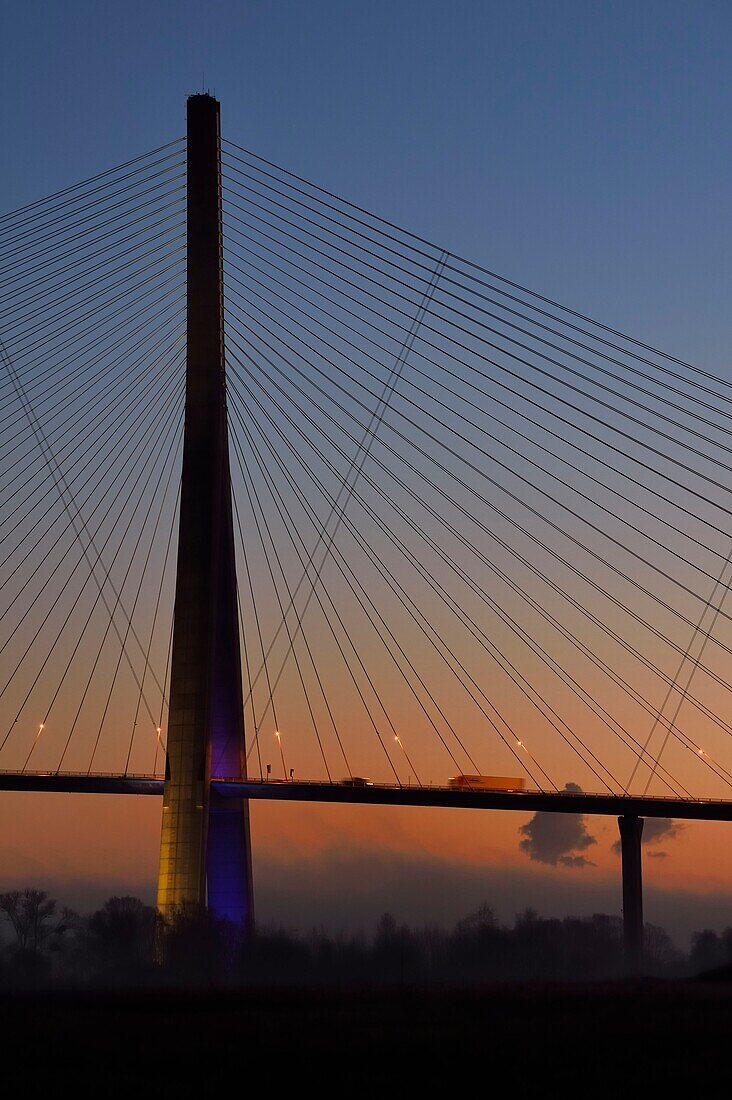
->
[{"left": 2, "top": 94, "right": 731, "bottom": 973}]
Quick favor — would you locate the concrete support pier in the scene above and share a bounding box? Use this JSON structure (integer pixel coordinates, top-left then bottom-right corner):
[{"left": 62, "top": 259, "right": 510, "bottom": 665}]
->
[
  {"left": 618, "top": 814, "right": 644, "bottom": 976},
  {"left": 156, "top": 94, "right": 253, "bottom": 932}
]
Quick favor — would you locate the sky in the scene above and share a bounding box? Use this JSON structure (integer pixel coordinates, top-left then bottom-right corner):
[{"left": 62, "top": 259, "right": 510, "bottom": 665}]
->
[
  {"left": 3, "top": 0, "right": 732, "bottom": 946},
  {"left": 2, "top": 0, "right": 732, "bottom": 365}
]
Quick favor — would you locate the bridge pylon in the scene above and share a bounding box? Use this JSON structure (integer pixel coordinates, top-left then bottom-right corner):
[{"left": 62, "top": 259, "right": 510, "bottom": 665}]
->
[
  {"left": 618, "top": 814, "right": 644, "bottom": 976},
  {"left": 156, "top": 94, "right": 253, "bottom": 931}
]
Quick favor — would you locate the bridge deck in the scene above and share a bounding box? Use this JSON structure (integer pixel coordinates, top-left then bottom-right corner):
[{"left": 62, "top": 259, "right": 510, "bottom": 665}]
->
[{"left": 1, "top": 772, "right": 731, "bottom": 821}]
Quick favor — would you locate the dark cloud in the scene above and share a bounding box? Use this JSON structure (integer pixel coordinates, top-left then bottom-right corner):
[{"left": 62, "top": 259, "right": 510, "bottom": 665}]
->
[
  {"left": 518, "top": 783, "right": 596, "bottom": 867},
  {"left": 643, "top": 819, "right": 683, "bottom": 845},
  {"left": 611, "top": 818, "right": 682, "bottom": 856}
]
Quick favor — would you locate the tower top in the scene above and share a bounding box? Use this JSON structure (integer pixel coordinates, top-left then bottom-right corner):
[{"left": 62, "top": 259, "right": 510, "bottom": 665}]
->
[{"left": 187, "top": 92, "right": 219, "bottom": 107}]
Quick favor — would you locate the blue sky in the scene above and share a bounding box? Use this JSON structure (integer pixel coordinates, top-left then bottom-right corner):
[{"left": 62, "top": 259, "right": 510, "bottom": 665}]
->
[{"left": 2, "top": 0, "right": 731, "bottom": 367}]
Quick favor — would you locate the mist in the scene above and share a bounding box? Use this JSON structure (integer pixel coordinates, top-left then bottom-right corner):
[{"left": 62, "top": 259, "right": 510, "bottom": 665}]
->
[{"left": 8, "top": 843, "right": 732, "bottom": 951}]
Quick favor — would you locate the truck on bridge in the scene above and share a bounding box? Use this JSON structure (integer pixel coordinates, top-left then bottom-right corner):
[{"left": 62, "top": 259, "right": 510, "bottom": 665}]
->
[{"left": 448, "top": 775, "right": 526, "bottom": 792}]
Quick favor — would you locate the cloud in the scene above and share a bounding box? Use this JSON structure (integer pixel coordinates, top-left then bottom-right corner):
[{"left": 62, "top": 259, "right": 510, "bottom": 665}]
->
[
  {"left": 558, "top": 854, "right": 594, "bottom": 868},
  {"left": 643, "top": 819, "right": 683, "bottom": 845},
  {"left": 518, "top": 783, "right": 596, "bottom": 867},
  {"left": 611, "top": 818, "right": 682, "bottom": 856}
]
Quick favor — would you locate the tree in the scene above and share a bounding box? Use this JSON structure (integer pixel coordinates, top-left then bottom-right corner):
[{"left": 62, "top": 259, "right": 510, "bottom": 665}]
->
[
  {"left": 689, "top": 929, "right": 725, "bottom": 975},
  {"left": 455, "top": 903, "right": 498, "bottom": 935},
  {"left": 643, "top": 922, "right": 681, "bottom": 973},
  {"left": 87, "top": 896, "right": 156, "bottom": 974},
  {"left": 374, "top": 912, "right": 420, "bottom": 983},
  {"left": 375, "top": 912, "right": 397, "bottom": 946},
  {"left": 160, "top": 901, "right": 233, "bottom": 984},
  {"left": 0, "top": 889, "right": 74, "bottom": 954},
  {"left": 721, "top": 926, "right": 732, "bottom": 964}
]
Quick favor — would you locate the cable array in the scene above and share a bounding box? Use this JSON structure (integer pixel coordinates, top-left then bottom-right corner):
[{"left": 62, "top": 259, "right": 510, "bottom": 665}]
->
[
  {"left": 0, "top": 141, "right": 185, "bottom": 775},
  {"left": 2, "top": 130, "right": 730, "bottom": 799},
  {"left": 220, "top": 139, "right": 732, "bottom": 796}
]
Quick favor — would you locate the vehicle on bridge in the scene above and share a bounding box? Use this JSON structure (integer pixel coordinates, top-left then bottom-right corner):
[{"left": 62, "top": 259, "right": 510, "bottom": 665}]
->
[
  {"left": 448, "top": 774, "right": 526, "bottom": 792},
  {"left": 340, "top": 776, "right": 374, "bottom": 787}
]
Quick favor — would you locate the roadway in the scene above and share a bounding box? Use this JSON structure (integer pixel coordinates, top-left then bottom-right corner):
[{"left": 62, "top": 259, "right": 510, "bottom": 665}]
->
[{"left": 1, "top": 771, "right": 732, "bottom": 821}]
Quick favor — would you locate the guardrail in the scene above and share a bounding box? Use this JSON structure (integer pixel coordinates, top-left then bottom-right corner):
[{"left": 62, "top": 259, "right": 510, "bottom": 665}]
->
[{"left": 2, "top": 772, "right": 732, "bottom": 820}]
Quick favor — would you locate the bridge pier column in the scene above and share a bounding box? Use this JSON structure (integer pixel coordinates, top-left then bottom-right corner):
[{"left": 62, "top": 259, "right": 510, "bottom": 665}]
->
[
  {"left": 618, "top": 814, "right": 644, "bottom": 977},
  {"left": 157, "top": 93, "right": 253, "bottom": 933}
]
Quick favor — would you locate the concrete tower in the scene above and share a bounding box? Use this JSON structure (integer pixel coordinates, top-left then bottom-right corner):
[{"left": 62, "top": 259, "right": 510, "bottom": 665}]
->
[{"left": 157, "top": 94, "right": 253, "bottom": 930}]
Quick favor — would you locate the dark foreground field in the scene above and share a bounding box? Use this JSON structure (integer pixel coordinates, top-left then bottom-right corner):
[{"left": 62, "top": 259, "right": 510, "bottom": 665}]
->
[{"left": 2, "top": 981, "right": 731, "bottom": 1093}]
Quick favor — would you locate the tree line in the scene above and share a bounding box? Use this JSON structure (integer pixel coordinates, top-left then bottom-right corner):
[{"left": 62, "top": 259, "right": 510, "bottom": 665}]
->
[{"left": 1, "top": 888, "right": 731, "bottom": 987}]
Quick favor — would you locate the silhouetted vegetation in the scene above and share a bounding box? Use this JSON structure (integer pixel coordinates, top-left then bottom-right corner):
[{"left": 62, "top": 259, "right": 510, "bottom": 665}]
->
[{"left": 0, "top": 887, "right": 730, "bottom": 988}]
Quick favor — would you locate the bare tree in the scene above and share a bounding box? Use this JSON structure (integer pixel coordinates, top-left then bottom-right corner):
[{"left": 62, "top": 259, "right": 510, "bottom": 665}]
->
[{"left": 0, "top": 889, "right": 75, "bottom": 953}]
